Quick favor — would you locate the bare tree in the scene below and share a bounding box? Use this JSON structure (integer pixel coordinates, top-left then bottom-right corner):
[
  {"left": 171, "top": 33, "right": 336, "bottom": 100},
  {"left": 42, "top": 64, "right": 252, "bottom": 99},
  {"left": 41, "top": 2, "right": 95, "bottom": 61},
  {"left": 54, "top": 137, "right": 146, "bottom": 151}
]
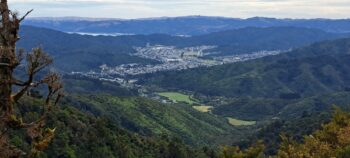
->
[{"left": 0, "top": 0, "right": 63, "bottom": 157}]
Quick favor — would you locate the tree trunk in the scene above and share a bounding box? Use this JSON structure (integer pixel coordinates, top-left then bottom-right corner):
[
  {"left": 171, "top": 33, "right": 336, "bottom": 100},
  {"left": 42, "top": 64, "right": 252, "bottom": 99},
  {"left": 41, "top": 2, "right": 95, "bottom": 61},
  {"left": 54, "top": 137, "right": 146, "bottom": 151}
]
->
[
  {"left": 0, "top": 54, "right": 12, "bottom": 113},
  {"left": 0, "top": 0, "right": 17, "bottom": 114}
]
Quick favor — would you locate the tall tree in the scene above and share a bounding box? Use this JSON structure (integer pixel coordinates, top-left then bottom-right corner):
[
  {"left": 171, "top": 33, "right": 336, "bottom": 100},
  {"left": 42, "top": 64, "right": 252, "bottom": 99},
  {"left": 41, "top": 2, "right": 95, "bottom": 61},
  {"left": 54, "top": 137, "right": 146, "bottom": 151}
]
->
[{"left": 0, "top": 0, "right": 63, "bottom": 157}]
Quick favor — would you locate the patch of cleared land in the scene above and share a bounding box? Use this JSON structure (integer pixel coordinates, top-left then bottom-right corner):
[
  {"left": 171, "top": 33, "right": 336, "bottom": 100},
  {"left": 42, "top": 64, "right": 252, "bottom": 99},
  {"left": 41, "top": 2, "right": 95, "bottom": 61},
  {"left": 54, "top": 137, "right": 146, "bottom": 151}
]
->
[
  {"left": 227, "top": 117, "right": 256, "bottom": 126},
  {"left": 158, "top": 92, "right": 198, "bottom": 104},
  {"left": 192, "top": 106, "right": 213, "bottom": 113}
]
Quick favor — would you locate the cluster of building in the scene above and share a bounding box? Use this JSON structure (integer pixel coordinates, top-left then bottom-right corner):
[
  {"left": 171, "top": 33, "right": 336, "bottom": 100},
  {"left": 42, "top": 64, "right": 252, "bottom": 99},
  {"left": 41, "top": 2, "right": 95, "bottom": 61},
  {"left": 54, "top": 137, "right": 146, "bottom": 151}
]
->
[
  {"left": 95, "top": 45, "right": 219, "bottom": 76},
  {"left": 134, "top": 45, "right": 215, "bottom": 61},
  {"left": 71, "top": 45, "right": 284, "bottom": 77}
]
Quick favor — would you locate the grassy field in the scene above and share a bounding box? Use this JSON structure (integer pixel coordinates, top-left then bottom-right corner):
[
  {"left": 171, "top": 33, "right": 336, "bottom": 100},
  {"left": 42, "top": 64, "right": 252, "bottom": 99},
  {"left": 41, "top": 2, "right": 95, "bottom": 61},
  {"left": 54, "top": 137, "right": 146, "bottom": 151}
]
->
[
  {"left": 192, "top": 106, "right": 213, "bottom": 113},
  {"left": 227, "top": 117, "right": 256, "bottom": 126},
  {"left": 158, "top": 92, "right": 198, "bottom": 104}
]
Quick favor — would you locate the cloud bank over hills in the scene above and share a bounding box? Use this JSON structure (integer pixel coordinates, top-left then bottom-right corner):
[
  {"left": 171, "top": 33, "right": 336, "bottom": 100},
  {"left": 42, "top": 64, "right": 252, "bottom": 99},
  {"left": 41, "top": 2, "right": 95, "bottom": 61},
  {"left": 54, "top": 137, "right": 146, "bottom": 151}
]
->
[{"left": 9, "top": 0, "right": 350, "bottom": 19}]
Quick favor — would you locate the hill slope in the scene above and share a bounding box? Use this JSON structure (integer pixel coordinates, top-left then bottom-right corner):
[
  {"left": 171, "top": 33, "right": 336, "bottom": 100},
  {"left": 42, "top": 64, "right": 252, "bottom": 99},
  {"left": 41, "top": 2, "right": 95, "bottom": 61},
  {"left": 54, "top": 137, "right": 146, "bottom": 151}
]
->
[
  {"left": 63, "top": 94, "right": 242, "bottom": 146},
  {"left": 15, "top": 97, "right": 213, "bottom": 158},
  {"left": 212, "top": 91, "right": 350, "bottom": 121},
  {"left": 187, "top": 27, "right": 346, "bottom": 55}
]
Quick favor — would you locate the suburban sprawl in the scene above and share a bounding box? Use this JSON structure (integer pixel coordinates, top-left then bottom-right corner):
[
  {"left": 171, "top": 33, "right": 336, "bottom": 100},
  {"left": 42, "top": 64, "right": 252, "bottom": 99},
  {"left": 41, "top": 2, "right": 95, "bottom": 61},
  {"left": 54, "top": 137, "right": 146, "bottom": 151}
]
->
[{"left": 71, "top": 45, "right": 283, "bottom": 78}]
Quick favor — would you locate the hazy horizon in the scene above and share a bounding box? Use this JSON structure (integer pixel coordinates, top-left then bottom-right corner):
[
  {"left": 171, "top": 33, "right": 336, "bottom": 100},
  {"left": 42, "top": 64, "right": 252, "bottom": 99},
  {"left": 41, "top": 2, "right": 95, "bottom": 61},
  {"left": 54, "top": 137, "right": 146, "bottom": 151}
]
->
[
  {"left": 25, "top": 15, "right": 350, "bottom": 20},
  {"left": 10, "top": 0, "right": 350, "bottom": 19}
]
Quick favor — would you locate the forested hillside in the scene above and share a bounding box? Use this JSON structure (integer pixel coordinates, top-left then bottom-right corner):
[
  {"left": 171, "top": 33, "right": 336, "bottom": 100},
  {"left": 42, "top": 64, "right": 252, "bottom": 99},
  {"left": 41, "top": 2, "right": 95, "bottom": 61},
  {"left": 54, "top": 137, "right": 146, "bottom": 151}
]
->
[
  {"left": 14, "top": 97, "right": 217, "bottom": 158},
  {"left": 63, "top": 94, "right": 243, "bottom": 146},
  {"left": 186, "top": 27, "right": 347, "bottom": 55},
  {"left": 223, "top": 108, "right": 350, "bottom": 157},
  {"left": 213, "top": 92, "right": 350, "bottom": 121}
]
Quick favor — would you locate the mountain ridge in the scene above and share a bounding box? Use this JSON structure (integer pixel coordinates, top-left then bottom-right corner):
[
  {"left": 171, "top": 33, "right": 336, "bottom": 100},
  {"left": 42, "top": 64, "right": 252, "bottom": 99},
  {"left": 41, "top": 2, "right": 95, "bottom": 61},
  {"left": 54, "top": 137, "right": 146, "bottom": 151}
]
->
[{"left": 23, "top": 16, "right": 350, "bottom": 35}]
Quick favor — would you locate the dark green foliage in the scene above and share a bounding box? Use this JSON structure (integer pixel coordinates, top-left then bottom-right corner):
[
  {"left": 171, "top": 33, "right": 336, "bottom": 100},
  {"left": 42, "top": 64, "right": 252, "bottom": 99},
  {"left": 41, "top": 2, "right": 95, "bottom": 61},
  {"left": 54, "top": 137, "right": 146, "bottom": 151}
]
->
[
  {"left": 212, "top": 98, "right": 289, "bottom": 120},
  {"left": 224, "top": 108, "right": 350, "bottom": 157},
  {"left": 63, "top": 94, "right": 243, "bottom": 146},
  {"left": 279, "top": 93, "right": 301, "bottom": 100},
  {"left": 15, "top": 97, "right": 218, "bottom": 158},
  {"left": 212, "top": 92, "right": 350, "bottom": 121},
  {"left": 250, "top": 112, "right": 331, "bottom": 155},
  {"left": 232, "top": 92, "right": 350, "bottom": 155}
]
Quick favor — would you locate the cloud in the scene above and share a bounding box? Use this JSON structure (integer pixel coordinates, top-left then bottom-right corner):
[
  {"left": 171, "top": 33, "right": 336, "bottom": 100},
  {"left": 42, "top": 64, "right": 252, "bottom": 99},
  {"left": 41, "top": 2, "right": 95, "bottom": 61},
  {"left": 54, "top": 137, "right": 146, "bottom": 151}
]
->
[{"left": 8, "top": 0, "right": 350, "bottom": 19}]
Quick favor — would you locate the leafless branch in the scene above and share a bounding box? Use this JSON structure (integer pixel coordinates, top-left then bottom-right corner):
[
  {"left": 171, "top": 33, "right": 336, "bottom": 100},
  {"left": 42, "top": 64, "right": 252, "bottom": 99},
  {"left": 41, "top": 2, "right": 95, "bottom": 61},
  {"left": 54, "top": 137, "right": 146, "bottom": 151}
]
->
[
  {"left": 11, "top": 48, "right": 53, "bottom": 102},
  {"left": 19, "top": 9, "right": 33, "bottom": 22}
]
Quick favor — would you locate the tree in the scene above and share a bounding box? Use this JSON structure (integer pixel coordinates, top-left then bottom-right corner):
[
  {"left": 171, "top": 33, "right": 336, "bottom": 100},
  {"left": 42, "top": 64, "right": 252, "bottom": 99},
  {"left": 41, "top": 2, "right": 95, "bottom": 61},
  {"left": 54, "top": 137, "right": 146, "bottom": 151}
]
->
[
  {"left": 0, "top": 0, "right": 63, "bottom": 157},
  {"left": 277, "top": 107, "right": 350, "bottom": 158},
  {"left": 222, "top": 141, "right": 265, "bottom": 158}
]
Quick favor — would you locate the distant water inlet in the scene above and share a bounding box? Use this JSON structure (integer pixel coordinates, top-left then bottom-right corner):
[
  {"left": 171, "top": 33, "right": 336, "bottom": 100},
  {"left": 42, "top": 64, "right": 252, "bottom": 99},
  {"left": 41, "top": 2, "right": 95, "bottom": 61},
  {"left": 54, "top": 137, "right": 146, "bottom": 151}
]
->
[{"left": 67, "top": 32, "right": 135, "bottom": 36}]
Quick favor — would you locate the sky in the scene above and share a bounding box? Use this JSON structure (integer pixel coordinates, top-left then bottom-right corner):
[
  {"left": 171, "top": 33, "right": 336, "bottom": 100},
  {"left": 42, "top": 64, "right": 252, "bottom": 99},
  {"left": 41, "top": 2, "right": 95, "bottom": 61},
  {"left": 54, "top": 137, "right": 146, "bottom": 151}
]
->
[{"left": 8, "top": 0, "right": 350, "bottom": 19}]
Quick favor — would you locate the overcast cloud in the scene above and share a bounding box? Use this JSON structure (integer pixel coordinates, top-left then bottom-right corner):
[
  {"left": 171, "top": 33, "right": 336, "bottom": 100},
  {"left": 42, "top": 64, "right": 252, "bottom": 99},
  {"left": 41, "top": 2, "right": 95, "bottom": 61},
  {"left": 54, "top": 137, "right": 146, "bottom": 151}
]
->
[{"left": 8, "top": 0, "right": 350, "bottom": 19}]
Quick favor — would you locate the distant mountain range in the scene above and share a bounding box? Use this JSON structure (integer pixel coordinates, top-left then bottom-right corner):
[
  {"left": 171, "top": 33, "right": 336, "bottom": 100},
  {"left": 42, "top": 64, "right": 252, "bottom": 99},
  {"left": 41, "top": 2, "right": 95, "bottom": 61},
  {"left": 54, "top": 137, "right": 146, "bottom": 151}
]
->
[
  {"left": 18, "top": 26, "right": 349, "bottom": 72},
  {"left": 23, "top": 16, "right": 350, "bottom": 35}
]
